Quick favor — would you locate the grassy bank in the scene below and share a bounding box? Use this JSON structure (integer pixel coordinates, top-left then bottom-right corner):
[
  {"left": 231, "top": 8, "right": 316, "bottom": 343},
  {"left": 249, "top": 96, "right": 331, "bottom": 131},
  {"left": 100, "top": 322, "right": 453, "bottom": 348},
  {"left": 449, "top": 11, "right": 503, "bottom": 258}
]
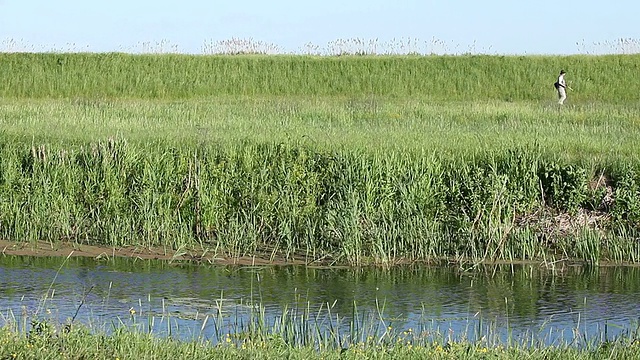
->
[
  {"left": 1, "top": 53, "right": 640, "bottom": 102},
  {"left": 2, "top": 295, "right": 640, "bottom": 360},
  {"left": 0, "top": 54, "right": 639, "bottom": 264},
  {"left": 1, "top": 136, "right": 640, "bottom": 265},
  {"left": 2, "top": 325, "right": 639, "bottom": 359}
]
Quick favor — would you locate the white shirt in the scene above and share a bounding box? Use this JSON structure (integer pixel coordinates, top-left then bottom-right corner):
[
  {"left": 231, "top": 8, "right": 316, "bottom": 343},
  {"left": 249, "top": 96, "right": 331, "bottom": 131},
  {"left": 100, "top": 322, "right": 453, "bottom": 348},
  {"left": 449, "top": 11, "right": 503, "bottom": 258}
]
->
[{"left": 557, "top": 74, "right": 566, "bottom": 88}]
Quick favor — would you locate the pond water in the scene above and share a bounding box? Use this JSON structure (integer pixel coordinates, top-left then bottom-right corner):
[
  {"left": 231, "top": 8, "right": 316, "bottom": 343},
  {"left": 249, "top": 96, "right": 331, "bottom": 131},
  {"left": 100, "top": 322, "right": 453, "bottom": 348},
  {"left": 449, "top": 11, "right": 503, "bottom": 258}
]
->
[{"left": 0, "top": 256, "right": 638, "bottom": 347}]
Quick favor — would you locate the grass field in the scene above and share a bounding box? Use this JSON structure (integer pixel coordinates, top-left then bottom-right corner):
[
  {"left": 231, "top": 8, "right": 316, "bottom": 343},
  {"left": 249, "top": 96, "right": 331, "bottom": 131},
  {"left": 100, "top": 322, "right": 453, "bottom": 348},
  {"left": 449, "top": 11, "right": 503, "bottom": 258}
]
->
[
  {"left": 2, "top": 98, "right": 640, "bottom": 158},
  {"left": 1, "top": 53, "right": 640, "bottom": 102},
  {"left": 1, "top": 53, "right": 640, "bottom": 265}
]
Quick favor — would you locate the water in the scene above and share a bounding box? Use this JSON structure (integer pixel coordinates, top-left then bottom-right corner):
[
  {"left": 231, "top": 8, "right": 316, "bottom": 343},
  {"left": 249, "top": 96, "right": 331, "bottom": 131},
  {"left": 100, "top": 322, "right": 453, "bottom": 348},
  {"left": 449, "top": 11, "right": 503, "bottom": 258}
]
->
[{"left": 0, "top": 256, "right": 638, "bottom": 346}]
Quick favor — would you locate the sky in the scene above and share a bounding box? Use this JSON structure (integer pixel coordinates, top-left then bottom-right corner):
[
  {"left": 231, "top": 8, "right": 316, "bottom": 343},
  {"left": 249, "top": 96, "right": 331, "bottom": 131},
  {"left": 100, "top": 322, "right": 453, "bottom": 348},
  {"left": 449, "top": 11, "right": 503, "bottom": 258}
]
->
[{"left": 1, "top": 0, "right": 639, "bottom": 55}]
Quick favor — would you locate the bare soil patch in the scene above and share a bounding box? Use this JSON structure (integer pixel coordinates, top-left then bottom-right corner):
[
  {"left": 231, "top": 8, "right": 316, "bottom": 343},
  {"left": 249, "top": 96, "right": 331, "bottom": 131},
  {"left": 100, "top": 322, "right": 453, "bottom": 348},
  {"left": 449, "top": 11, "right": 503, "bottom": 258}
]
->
[{"left": 0, "top": 239, "right": 310, "bottom": 266}]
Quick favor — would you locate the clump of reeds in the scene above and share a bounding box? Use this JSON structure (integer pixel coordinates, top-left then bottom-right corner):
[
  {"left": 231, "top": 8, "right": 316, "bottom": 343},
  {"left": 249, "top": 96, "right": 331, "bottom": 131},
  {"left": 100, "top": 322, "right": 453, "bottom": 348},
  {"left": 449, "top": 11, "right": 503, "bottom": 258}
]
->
[
  {"left": 202, "top": 38, "right": 282, "bottom": 55},
  {"left": 0, "top": 137, "right": 638, "bottom": 265}
]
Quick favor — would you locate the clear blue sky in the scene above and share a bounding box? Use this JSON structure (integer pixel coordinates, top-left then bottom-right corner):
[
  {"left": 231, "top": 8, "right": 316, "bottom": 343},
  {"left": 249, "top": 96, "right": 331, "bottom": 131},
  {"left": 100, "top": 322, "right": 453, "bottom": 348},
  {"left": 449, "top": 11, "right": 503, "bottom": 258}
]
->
[{"left": 1, "top": 0, "right": 638, "bottom": 54}]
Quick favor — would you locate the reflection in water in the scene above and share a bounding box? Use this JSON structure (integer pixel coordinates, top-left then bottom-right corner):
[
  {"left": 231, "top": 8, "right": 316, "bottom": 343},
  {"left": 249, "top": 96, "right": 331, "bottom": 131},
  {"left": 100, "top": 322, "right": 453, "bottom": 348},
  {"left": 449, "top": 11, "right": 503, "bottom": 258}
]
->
[{"left": 0, "top": 256, "right": 638, "bottom": 345}]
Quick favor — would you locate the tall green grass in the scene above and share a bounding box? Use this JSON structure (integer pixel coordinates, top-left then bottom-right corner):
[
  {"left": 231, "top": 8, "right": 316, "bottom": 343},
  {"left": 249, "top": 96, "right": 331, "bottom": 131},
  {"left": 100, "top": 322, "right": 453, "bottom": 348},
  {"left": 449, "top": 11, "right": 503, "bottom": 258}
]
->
[
  {"left": 1, "top": 137, "right": 639, "bottom": 264},
  {"left": 1, "top": 53, "right": 640, "bottom": 102},
  {"left": 0, "top": 53, "right": 639, "bottom": 264},
  {"left": 1, "top": 98, "right": 639, "bottom": 159}
]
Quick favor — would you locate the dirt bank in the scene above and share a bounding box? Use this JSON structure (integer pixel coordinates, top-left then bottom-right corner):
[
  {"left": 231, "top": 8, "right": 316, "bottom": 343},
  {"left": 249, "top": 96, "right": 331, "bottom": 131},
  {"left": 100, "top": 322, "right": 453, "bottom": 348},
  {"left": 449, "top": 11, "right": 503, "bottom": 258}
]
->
[{"left": 0, "top": 239, "right": 314, "bottom": 266}]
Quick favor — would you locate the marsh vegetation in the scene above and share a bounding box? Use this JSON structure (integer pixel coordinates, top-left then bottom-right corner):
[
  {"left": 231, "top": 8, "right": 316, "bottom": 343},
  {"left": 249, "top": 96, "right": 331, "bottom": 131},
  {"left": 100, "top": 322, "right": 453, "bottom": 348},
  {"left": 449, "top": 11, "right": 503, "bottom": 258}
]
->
[{"left": 0, "top": 53, "right": 639, "bottom": 266}]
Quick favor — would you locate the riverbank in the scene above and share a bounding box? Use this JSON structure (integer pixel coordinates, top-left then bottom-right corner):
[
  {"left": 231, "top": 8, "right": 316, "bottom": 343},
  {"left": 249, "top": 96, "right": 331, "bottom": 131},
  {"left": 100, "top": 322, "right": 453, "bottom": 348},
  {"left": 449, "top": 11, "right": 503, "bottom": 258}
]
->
[
  {"left": 1, "top": 135, "right": 639, "bottom": 266},
  {"left": 3, "top": 239, "right": 640, "bottom": 268},
  {"left": 1, "top": 322, "right": 639, "bottom": 360},
  {"left": 1, "top": 249, "right": 639, "bottom": 358},
  {"left": 0, "top": 54, "right": 639, "bottom": 265},
  {"left": 0, "top": 239, "right": 312, "bottom": 266}
]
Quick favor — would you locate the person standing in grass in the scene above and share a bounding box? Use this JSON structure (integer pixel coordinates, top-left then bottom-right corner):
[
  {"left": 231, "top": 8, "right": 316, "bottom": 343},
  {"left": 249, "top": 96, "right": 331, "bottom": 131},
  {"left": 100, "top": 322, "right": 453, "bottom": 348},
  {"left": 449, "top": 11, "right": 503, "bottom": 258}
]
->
[{"left": 554, "top": 70, "right": 568, "bottom": 104}]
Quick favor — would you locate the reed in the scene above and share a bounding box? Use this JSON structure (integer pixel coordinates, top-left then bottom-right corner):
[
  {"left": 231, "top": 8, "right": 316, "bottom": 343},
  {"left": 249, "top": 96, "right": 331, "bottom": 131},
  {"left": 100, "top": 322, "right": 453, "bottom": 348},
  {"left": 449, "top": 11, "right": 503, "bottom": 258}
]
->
[{"left": 0, "top": 137, "right": 638, "bottom": 265}]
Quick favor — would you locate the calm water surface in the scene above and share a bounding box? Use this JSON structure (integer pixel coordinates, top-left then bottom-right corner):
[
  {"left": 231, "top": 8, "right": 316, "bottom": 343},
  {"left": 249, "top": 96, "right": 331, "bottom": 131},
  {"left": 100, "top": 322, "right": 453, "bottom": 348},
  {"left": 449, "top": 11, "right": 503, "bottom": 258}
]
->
[{"left": 0, "top": 256, "right": 638, "bottom": 345}]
